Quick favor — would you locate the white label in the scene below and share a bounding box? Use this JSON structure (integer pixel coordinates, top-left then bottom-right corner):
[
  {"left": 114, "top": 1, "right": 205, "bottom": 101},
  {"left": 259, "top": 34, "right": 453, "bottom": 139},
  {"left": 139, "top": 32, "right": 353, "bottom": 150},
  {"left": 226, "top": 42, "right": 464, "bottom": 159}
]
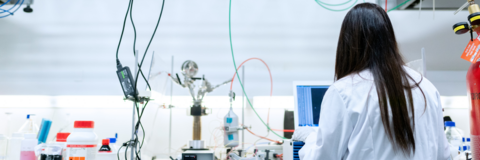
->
[{"left": 66, "top": 144, "right": 97, "bottom": 160}]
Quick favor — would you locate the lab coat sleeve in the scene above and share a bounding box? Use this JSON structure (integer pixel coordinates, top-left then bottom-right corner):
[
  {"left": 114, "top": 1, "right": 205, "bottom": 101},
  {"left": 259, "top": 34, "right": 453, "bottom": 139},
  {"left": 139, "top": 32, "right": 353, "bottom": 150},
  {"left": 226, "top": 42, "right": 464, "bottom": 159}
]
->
[
  {"left": 435, "top": 91, "right": 451, "bottom": 160},
  {"left": 299, "top": 86, "right": 352, "bottom": 160}
]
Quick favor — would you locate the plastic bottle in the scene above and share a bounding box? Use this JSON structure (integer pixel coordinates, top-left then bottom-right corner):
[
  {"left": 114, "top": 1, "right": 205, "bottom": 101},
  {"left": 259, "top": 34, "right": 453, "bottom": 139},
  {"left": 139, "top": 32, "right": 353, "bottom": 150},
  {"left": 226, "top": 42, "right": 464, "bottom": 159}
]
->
[
  {"left": 0, "top": 134, "right": 8, "bottom": 160},
  {"left": 466, "top": 138, "right": 471, "bottom": 151},
  {"left": 18, "top": 115, "right": 39, "bottom": 134},
  {"left": 54, "top": 133, "right": 70, "bottom": 160},
  {"left": 96, "top": 139, "right": 115, "bottom": 160},
  {"left": 455, "top": 146, "right": 469, "bottom": 160},
  {"left": 108, "top": 138, "right": 118, "bottom": 153},
  {"left": 7, "top": 132, "right": 23, "bottom": 160},
  {"left": 98, "top": 139, "right": 111, "bottom": 152},
  {"left": 224, "top": 108, "right": 239, "bottom": 147},
  {"left": 20, "top": 133, "right": 37, "bottom": 160},
  {"left": 445, "top": 121, "right": 463, "bottom": 148},
  {"left": 66, "top": 121, "right": 98, "bottom": 160}
]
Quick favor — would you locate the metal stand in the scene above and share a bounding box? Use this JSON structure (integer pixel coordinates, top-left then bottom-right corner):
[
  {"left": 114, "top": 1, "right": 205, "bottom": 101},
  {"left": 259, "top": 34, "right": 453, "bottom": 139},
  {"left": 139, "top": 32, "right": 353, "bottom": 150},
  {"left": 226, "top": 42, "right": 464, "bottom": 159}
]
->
[
  {"left": 130, "top": 50, "right": 139, "bottom": 160},
  {"left": 241, "top": 66, "right": 245, "bottom": 150},
  {"left": 169, "top": 56, "right": 174, "bottom": 157},
  {"left": 169, "top": 60, "right": 231, "bottom": 154},
  {"left": 193, "top": 116, "right": 202, "bottom": 140},
  {"left": 130, "top": 101, "right": 137, "bottom": 159},
  {"left": 421, "top": 47, "right": 427, "bottom": 77}
]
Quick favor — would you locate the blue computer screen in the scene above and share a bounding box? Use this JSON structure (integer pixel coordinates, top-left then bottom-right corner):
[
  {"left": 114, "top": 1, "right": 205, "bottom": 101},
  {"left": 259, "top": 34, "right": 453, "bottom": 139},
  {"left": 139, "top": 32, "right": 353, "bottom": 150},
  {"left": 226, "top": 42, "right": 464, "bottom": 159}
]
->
[{"left": 297, "top": 85, "right": 329, "bottom": 126}]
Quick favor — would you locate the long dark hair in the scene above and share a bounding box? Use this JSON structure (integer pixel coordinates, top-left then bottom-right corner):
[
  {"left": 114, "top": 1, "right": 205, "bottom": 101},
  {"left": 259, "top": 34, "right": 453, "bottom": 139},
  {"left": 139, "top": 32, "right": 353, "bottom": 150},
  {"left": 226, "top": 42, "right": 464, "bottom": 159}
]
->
[{"left": 335, "top": 3, "right": 425, "bottom": 156}]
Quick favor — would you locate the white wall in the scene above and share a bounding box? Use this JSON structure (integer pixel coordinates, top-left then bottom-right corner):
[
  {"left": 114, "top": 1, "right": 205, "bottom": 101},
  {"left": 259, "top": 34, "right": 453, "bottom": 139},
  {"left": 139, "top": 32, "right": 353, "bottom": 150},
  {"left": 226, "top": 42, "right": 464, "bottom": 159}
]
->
[
  {"left": 0, "top": 0, "right": 475, "bottom": 97},
  {"left": 441, "top": 96, "right": 471, "bottom": 137}
]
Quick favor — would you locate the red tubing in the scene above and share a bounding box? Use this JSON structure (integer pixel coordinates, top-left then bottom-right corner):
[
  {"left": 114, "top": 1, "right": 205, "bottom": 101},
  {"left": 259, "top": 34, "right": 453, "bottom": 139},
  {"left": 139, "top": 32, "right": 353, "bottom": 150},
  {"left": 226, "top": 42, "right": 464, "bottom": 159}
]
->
[
  {"left": 229, "top": 57, "right": 272, "bottom": 94},
  {"left": 246, "top": 128, "right": 281, "bottom": 144},
  {"left": 271, "top": 129, "right": 295, "bottom": 133},
  {"left": 230, "top": 57, "right": 273, "bottom": 124},
  {"left": 385, "top": 0, "right": 388, "bottom": 12}
]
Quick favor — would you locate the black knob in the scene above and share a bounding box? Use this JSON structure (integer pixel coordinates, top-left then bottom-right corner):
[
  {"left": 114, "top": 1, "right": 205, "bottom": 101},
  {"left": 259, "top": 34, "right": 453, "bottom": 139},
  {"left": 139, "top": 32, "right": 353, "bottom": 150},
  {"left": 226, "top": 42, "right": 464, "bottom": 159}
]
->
[
  {"left": 453, "top": 22, "right": 470, "bottom": 35},
  {"left": 23, "top": 5, "right": 32, "bottom": 13}
]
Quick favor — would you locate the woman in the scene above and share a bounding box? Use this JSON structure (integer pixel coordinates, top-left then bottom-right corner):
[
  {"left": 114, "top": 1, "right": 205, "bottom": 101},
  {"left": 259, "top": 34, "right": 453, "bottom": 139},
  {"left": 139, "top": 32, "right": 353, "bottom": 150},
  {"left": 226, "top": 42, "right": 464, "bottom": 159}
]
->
[{"left": 299, "top": 3, "right": 450, "bottom": 160}]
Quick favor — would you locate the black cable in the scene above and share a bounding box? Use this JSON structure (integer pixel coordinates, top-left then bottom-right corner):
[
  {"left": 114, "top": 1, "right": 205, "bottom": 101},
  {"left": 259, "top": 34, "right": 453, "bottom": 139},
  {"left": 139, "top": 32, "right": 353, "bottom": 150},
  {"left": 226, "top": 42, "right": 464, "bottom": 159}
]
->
[
  {"left": 128, "top": 0, "right": 152, "bottom": 92},
  {"left": 129, "top": 0, "right": 137, "bottom": 56},
  {"left": 131, "top": 101, "right": 148, "bottom": 159},
  {"left": 116, "top": 0, "right": 151, "bottom": 91},
  {"left": 135, "top": 102, "right": 148, "bottom": 148},
  {"left": 116, "top": 0, "right": 166, "bottom": 158},
  {"left": 130, "top": 0, "right": 167, "bottom": 155},
  {"left": 124, "top": 143, "right": 129, "bottom": 160},
  {"left": 117, "top": 145, "right": 124, "bottom": 160},
  {"left": 115, "top": 0, "right": 132, "bottom": 60},
  {"left": 134, "top": 0, "right": 166, "bottom": 92},
  {"left": 133, "top": 102, "right": 142, "bottom": 160},
  {"left": 140, "top": 120, "right": 146, "bottom": 148}
]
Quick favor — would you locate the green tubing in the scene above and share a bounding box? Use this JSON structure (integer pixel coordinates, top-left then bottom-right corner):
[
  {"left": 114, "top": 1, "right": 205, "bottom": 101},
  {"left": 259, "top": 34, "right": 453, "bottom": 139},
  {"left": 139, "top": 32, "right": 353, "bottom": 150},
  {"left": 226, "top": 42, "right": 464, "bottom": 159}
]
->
[
  {"left": 388, "top": 0, "right": 412, "bottom": 12},
  {"left": 314, "top": 0, "right": 360, "bottom": 12},
  {"left": 228, "top": 0, "right": 286, "bottom": 140},
  {"left": 316, "top": 0, "right": 353, "bottom": 6}
]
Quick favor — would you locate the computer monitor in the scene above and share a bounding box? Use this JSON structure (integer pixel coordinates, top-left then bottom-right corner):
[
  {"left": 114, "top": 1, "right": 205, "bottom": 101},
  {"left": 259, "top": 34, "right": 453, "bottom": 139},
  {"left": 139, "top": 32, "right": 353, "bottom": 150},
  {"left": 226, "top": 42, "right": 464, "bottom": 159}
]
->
[{"left": 293, "top": 81, "right": 332, "bottom": 128}]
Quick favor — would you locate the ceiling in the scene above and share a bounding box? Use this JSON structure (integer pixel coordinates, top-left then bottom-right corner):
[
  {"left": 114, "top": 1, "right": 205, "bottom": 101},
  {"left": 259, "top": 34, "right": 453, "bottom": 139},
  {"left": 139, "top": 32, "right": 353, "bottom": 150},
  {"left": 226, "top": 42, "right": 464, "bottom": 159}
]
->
[{"left": 0, "top": 0, "right": 474, "bottom": 96}]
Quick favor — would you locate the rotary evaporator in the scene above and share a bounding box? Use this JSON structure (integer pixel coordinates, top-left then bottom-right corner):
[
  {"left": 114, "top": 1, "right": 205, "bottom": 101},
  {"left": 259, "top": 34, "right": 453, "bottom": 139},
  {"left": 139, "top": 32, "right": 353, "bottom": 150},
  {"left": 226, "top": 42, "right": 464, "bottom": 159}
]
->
[{"left": 169, "top": 60, "right": 242, "bottom": 160}]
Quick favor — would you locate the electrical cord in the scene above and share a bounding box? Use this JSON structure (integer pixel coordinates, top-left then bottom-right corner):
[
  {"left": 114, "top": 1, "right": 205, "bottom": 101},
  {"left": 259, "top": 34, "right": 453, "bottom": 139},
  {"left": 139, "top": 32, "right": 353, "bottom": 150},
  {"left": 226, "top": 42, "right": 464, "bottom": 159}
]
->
[
  {"left": 0, "top": 8, "right": 12, "bottom": 14},
  {"left": 117, "top": 145, "right": 124, "bottom": 160},
  {"left": 0, "top": 0, "right": 11, "bottom": 8},
  {"left": 0, "top": 0, "right": 20, "bottom": 13},
  {"left": 124, "top": 143, "right": 129, "bottom": 160},
  {"left": 114, "top": 0, "right": 165, "bottom": 156},
  {"left": 134, "top": 0, "right": 166, "bottom": 93},
  {"left": 228, "top": 0, "right": 286, "bottom": 140},
  {"left": 129, "top": 0, "right": 138, "bottom": 64},
  {"left": 133, "top": 102, "right": 147, "bottom": 159},
  {"left": 115, "top": 0, "right": 131, "bottom": 61},
  {"left": 130, "top": 99, "right": 149, "bottom": 159},
  {"left": 118, "top": 1, "right": 165, "bottom": 153},
  {"left": 115, "top": 0, "right": 151, "bottom": 91},
  {"left": 0, "top": 0, "right": 23, "bottom": 18}
]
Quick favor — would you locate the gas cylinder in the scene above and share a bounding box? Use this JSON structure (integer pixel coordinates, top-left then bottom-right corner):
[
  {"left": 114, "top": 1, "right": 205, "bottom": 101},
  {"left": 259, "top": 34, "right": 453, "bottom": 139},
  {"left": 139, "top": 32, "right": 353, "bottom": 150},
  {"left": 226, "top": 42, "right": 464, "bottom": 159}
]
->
[{"left": 467, "top": 61, "right": 480, "bottom": 159}]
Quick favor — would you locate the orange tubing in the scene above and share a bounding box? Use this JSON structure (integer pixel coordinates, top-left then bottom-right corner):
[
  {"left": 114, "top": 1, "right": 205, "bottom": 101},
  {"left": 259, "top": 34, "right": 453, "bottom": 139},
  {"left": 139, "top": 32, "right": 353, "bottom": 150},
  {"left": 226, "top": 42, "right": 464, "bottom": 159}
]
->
[
  {"left": 245, "top": 128, "right": 281, "bottom": 144},
  {"left": 271, "top": 129, "right": 295, "bottom": 133},
  {"left": 230, "top": 57, "right": 273, "bottom": 124}
]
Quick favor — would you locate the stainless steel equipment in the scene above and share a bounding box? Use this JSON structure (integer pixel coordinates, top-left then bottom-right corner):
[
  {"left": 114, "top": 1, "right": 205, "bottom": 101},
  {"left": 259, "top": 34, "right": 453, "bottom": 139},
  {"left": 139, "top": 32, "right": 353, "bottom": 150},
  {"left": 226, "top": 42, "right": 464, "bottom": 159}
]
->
[{"left": 170, "top": 60, "right": 230, "bottom": 149}]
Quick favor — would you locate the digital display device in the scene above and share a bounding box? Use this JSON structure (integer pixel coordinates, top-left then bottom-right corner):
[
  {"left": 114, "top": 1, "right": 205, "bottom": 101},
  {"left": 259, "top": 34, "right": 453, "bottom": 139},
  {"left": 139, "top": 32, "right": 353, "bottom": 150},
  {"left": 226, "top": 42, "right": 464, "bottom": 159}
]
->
[{"left": 293, "top": 81, "right": 332, "bottom": 128}]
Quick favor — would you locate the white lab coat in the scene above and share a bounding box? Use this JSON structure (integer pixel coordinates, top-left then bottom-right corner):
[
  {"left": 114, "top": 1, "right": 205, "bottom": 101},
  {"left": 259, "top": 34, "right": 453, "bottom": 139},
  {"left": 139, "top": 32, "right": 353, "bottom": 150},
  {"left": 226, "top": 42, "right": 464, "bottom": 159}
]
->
[{"left": 299, "top": 67, "right": 451, "bottom": 160}]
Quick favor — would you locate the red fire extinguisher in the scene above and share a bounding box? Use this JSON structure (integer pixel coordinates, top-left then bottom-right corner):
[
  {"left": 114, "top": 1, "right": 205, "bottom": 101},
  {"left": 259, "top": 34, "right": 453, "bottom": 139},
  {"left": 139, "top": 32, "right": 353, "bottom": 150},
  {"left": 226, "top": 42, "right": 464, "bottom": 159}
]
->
[{"left": 467, "top": 61, "right": 480, "bottom": 158}]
